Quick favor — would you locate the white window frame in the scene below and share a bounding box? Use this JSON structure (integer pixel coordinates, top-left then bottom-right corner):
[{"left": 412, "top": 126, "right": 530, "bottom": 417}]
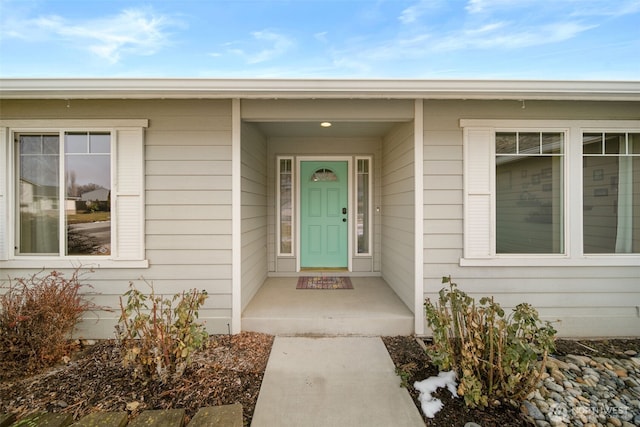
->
[
  {"left": 460, "top": 119, "right": 640, "bottom": 267},
  {"left": 0, "top": 119, "right": 149, "bottom": 269},
  {"left": 354, "top": 156, "right": 373, "bottom": 256},
  {"left": 276, "top": 156, "right": 294, "bottom": 257}
]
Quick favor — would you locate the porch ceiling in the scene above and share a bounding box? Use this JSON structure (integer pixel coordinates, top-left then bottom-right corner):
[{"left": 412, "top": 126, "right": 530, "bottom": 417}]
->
[{"left": 252, "top": 120, "right": 400, "bottom": 138}]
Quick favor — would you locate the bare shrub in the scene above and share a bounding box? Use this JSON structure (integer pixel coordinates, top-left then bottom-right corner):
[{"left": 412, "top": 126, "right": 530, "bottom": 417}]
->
[
  {"left": 424, "top": 276, "right": 557, "bottom": 408},
  {"left": 0, "top": 269, "right": 96, "bottom": 372},
  {"left": 116, "top": 280, "right": 209, "bottom": 383}
]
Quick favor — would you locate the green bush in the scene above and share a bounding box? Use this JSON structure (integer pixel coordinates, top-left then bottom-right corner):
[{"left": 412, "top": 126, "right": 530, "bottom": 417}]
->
[
  {"left": 424, "top": 276, "right": 556, "bottom": 408},
  {"left": 0, "top": 269, "right": 95, "bottom": 372},
  {"left": 116, "top": 280, "right": 209, "bottom": 382}
]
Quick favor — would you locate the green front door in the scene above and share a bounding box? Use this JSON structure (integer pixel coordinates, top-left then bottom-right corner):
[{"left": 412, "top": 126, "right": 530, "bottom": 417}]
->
[{"left": 300, "top": 161, "right": 348, "bottom": 268}]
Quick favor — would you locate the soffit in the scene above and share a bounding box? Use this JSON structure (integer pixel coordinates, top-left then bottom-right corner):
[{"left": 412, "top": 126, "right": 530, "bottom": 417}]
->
[{"left": 252, "top": 121, "right": 399, "bottom": 138}]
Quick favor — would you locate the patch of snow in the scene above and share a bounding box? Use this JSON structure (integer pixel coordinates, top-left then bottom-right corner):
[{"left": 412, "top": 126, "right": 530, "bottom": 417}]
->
[{"left": 413, "top": 370, "right": 458, "bottom": 418}]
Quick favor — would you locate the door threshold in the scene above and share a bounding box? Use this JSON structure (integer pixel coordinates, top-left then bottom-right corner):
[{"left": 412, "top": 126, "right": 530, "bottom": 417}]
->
[{"left": 300, "top": 267, "right": 349, "bottom": 272}]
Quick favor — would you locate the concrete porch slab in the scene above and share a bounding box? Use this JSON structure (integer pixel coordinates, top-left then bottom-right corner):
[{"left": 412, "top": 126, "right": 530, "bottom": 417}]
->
[
  {"left": 241, "top": 277, "right": 414, "bottom": 336},
  {"left": 251, "top": 336, "right": 424, "bottom": 427}
]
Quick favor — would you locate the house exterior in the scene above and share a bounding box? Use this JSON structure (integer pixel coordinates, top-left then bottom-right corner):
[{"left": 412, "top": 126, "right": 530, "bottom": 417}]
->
[{"left": 0, "top": 78, "right": 639, "bottom": 338}]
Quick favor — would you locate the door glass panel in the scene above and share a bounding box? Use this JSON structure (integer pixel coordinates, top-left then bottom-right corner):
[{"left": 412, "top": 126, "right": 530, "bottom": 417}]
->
[
  {"left": 279, "top": 158, "right": 292, "bottom": 254},
  {"left": 311, "top": 168, "right": 337, "bottom": 182},
  {"left": 357, "top": 158, "right": 370, "bottom": 254}
]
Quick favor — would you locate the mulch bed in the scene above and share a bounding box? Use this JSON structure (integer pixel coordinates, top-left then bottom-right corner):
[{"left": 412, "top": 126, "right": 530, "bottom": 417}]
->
[
  {"left": 0, "top": 332, "right": 274, "bottom": 427},
  {"left": 2, "top": 333, "right": 638, "bottom": 427}
]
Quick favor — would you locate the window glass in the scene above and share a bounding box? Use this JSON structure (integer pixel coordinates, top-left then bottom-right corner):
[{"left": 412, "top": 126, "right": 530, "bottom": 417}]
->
[
  {"left": 519, "top": 132, "right": 541, "bottom": 154},
  {"left": 605, "top": 133, "right": 624, "bottom": 155},
  {"left": 496, "top": 132, "right": 516, "bottom": 154},
  {"left": 583, "top": 133, "right": 603, "bottom": 154},
  {"left": 16, "top": 132, "right": 111, "bottom": 256},
  {"left": 279, "top": 158, "right": 292, "bottom": 254},
  {"left": 583, "top": 132, "right": 639, "bottom": 253},
  {"left": 495, "top": 132, "right": 564, "bottom": 254},
  {"left": 65, "top": 132, "right": 111, "bottom": 255},
  {"left": 630, "top": 133, "right": 640, "bottom": 154},
  {"left": 311, "top": 168, "right": 337, "bottom": 182},
  {"left": 18, "top": 134, "right": 60, "bottom": 254},
  {"left": 542, "top": 133, "right": 563, "bottom": 154},
  {"left": 357, "top": 158, "right": 370, "bottom": 254}
]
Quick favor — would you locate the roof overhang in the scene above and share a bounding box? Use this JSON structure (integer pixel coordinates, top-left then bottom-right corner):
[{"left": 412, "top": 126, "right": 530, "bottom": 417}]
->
[{"left": 1, "top": 78, "right": 639, "bottom": 101}]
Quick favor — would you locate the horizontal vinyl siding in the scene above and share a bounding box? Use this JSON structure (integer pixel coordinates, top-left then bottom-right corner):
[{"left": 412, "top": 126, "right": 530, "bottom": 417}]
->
[
  {"left": 241, "top": 122, "right": 268, "bottom": 311},
  {"left": 381, "top": 122, "right": 415, "bottom": 310},
  {"left": 120, "top": 99, "right": 234, "bottom": 335},
  {"left": 0, "top": 99, "right": 234, "bottom": 338},
  {"left": 422, "top": 99, "right": 640, "bottom": 337}
]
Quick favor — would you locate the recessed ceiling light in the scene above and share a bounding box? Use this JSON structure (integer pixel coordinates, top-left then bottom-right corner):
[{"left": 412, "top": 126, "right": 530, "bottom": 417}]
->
[{"left": 320, "top": 121, "right": 332, "bottom": 127}]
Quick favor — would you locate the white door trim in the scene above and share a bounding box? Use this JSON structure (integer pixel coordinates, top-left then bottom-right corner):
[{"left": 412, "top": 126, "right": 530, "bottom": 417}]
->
[{"left": 296, "top": 156, "right": 353, "bottom": 272}]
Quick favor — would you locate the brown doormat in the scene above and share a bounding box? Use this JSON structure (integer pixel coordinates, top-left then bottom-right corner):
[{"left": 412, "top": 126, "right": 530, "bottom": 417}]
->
[{"left": 296, "top": 276, "right": 353, "bottom": 290}]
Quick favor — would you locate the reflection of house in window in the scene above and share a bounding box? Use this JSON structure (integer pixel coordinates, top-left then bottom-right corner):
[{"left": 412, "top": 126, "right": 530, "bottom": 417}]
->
[
  {"left": 77, "top": 187, "right": 111, "bottom": 213},
  {"left": 19, "top": 178, "right": 58, "bottom": 213},
  {"left": 495, "top": 132, "right": 564, "bottom": 254},
  {"left": 80, "top": 187, "right": 110, "bottom": 202}
]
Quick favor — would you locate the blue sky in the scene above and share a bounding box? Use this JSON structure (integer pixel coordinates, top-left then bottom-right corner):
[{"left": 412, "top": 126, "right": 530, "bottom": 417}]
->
[{"left": 1, "top": 0, "right": 639, "bottom": 79}]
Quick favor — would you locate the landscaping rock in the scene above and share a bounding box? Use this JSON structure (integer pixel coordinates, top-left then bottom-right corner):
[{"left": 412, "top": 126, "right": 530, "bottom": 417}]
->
[
  {"left": 522, "top": 401, "right": 545, "bottom": 420},
  {"left": 524, "top": 353, "right": 640, "bottom": 427}
]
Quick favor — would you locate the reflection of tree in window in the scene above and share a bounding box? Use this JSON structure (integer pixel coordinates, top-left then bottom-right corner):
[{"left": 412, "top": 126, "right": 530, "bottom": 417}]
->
[
  {"left": 65, "top": 132, "right": 111, "bottom": 255},
  {"left": 16, "top": 132, "right": 111, "bottom": 256}
]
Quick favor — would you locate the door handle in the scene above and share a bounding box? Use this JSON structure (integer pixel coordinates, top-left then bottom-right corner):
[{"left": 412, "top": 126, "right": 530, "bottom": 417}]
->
[{"left": 342, "top": 207, "right": 347, "bottom": 214}]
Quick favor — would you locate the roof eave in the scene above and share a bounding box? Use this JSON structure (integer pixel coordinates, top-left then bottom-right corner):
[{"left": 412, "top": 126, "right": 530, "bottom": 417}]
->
[{"left": 1, "top": 78, "right": 639, "bottom": 101}]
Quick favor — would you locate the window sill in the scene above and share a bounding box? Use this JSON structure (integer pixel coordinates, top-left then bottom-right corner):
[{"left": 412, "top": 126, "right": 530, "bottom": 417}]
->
[
  {"left": 0, "top": 258, "right": 149, "bottom": 269},
  {"left": 459, "top": 256, "right": 640, "bottom": 267}
]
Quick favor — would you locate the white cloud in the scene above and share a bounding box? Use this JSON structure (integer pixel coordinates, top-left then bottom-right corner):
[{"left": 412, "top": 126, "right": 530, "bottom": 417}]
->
[
  {"left": 465, "top": 0, "right": 520, "bottom": 14},
  {"left": 329, "top": 16, "right": 595, "bottom": 70},
  {"left": 225, "top": 30, "right": 294, "bottom": 64},
  {"left": 2, "top": 8, "right": 177, "bottom": 64},
  {"left": 433, "top": 21, "right": 595, "bottom": 51},
  {"left": 466, "top": 0, "right": 640, "bottom": 16},
  {"left": 314, "top": 32, "right": 329, "bottom": 43},
  {"left": 399, "top": 0, "right": 445, "bottom": 24}
]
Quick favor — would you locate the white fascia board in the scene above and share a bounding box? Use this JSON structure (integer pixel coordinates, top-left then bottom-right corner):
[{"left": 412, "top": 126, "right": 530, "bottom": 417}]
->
[{"left": 1, "top": 78, "right": 639, "bottom": 101}]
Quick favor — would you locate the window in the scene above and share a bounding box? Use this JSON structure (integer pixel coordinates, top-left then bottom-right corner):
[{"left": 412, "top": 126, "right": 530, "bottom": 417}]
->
[
  {"left": 461, "top": 119, "right": 640, "bottom": 266},
  {"left": 495, "top": 132, "right": 564, "bottom": 254},
  {"left": 583, "top": 132, "right": 639, "bottom": 253},
  {"left": 278, "top": 157, "right": 293, "bottom": 255},
  {"left": 310, "top": 168, "right": 337, "bottom": 182},
  {"left": 17, "top": 132, "right": 111, "bottom": 256},
  {"left": 0, "top": 119, "right": 148, "bottom": 267},
  {"left": 356, "top": 157, "right": 371, "bottom": 255}
]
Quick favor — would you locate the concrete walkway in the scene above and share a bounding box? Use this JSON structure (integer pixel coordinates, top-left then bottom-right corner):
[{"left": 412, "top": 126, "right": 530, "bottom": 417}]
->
[{"left": 251, "top": 336, "right": 425, "bottom": 427}]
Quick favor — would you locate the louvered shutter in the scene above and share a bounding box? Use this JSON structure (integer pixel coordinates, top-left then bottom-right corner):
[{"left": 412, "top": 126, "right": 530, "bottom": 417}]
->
[
  {"left": 0, "top": 127, "right": 7, "bottom": 260},
  {"left": 114, "top": 128, "right": 145, "bottom": 260},
  {"left": 464, "top": 127, "right": 494, "bottom": 258}
]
